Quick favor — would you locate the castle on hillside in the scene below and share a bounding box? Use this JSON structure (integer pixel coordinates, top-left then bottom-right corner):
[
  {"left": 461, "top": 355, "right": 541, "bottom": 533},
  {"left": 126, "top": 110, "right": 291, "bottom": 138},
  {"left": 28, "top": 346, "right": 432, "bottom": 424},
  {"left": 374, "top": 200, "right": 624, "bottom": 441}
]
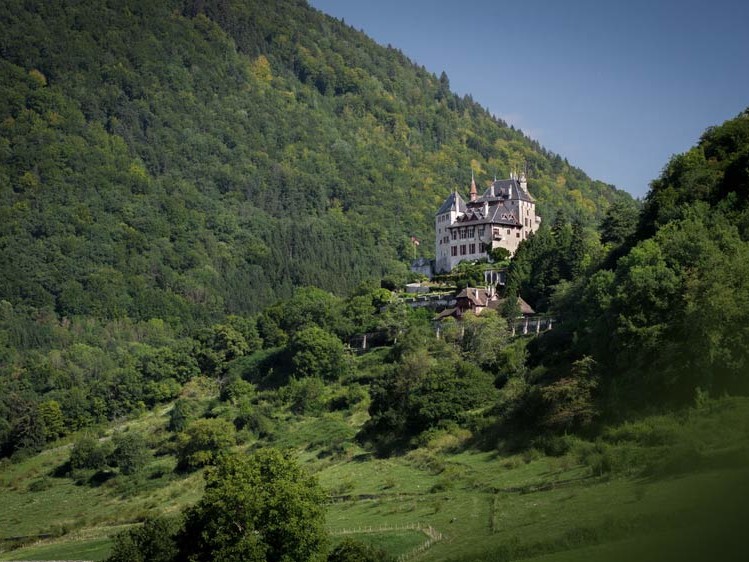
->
[{"left": 435, "top": 172, "right": 541, "bottom": 273}]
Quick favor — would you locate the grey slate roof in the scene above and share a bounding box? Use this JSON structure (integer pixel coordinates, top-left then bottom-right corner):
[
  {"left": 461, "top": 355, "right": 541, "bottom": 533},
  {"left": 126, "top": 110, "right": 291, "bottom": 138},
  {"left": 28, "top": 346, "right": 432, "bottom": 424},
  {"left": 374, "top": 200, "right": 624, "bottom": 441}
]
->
[
  {"left": 480, "top": 179, "right": 534, "bottom": 203},
  {"left": 485, "top": 201, "right": 520, "bottom": 225},
  {"left": 451, "top": 199, "right": 520, "bottom": 227},
  {"left": 436, "top": 191, "right": 467, "bottom": 215}
]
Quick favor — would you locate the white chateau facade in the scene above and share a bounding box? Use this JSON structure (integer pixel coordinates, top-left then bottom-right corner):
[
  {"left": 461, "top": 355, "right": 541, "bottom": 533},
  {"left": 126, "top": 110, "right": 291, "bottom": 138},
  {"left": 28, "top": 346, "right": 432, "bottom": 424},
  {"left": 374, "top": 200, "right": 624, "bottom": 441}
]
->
[{"left": 435, "top": 172, "right": 541, "bottom": 273}]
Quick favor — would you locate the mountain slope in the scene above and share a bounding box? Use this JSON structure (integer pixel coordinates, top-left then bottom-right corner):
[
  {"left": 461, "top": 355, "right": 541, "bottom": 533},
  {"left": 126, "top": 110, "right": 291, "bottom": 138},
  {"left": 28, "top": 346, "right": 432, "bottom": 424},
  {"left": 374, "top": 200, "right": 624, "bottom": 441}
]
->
[{"left": 0, "top": 0, "right": 630, "bottom": 320}]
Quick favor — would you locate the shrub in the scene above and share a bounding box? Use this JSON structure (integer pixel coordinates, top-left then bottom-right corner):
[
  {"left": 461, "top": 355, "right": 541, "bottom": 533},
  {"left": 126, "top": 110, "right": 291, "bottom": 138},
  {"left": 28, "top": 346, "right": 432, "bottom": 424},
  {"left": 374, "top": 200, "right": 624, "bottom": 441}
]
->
[
  {"left": 106, "top": 515, "right": 181, "bottom": 562},
  {"left": 289, "top": 326, "right": 347, "bottom": 380},
  {"left": 144, "top": 378, "right": 182, "bottom": 406},
  {"left": 110, "top": 432, "right": 150, "bottom": 476},
  {"left": 522, "top": 448, "right": 542, "bottom": 464},
  {"left": 603, "top": 417, "right": 681, "bottom": 447},
  {"left": 220, "top": 377, "right": 256, "bottom": 403},
  {"left": 69, "top": 435, "right": 110, "bottom": 471},
  {"left": 417, "top": 426, "right": 472, "bottom": 452},
  {"left": 175, "top": 418, "right": 236, "bottom": 470},
  {"left": 28, "top": 477, "right": 53, "bottom": 492},
  {"left": 283, "top": 376, "right": 326, "bottom": 415},
  {"left": 327, "top": 384, "right": 367, "bottom": 412},
  {"left": 531, "top": 434, "right": 581, "bottom": 457},
  {"left": 167, "top": 398, "right": 202, "bottom": 433},
  {"left": 235, "top": 404, "right": 274, "bottom": 438},
  {"left": 405, "top": 449, "right": 446, "bottom": 474},
  {"left": 430, "top": 478, "right": 454, "bottom": 493}
]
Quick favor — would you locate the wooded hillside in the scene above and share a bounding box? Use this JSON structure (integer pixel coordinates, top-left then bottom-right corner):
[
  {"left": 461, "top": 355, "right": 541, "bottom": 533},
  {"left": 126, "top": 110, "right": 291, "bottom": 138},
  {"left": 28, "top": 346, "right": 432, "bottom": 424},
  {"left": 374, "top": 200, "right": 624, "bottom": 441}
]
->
[{"left": 0, "top": 0, "right": 629, "bottom": 321}]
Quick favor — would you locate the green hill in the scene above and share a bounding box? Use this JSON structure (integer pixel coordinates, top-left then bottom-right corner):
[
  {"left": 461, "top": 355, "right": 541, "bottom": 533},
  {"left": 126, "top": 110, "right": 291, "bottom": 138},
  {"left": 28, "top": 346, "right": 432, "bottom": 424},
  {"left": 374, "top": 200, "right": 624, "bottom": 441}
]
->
[
  {"left": 15, "top": 5, "right": 749, "bottom": 560},
  {"left": 0, "top": 0, "right": 629, "bottom": 321}
]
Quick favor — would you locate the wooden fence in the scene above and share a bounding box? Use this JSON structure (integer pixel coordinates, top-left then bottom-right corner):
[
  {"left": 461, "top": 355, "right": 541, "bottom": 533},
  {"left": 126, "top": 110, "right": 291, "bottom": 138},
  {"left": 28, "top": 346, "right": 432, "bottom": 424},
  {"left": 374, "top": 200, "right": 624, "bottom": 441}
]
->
[{"left": 331, "top": 522, "right": 445, "bottom": 561}]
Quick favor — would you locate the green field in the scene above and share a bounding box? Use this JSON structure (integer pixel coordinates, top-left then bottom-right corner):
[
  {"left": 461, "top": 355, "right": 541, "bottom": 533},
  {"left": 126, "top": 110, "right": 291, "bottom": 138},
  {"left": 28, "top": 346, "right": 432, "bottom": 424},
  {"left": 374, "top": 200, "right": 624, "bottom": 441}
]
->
[
  {"left": 1, "top": 536, "right": 112, "bottom": 561},
  {"left": 1, "top": 398, "right": 748, "bottom": 562}
]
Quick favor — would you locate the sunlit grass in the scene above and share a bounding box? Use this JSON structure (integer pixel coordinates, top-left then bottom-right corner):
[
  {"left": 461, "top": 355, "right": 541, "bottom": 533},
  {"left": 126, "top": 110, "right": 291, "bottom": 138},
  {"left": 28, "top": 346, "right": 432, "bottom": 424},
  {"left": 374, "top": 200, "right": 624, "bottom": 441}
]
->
[{"left": 1, "top": 397, "right": 747, "bottom": 561}]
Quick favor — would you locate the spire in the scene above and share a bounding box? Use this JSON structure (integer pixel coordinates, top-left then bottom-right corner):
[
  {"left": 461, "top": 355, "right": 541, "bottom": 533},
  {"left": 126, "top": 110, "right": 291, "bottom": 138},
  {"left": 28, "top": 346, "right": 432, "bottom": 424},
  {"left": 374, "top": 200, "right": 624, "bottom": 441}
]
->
[{"left": 469, "top": 170, "right": 478, "bottom": 201}]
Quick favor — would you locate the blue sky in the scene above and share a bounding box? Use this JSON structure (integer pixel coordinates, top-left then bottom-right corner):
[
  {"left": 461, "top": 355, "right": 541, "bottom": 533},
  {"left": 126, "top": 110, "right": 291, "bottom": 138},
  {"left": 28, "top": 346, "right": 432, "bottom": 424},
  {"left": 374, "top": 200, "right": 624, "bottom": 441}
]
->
[{"left": 309, "top": 0, "right": 749, "bottom": 198}]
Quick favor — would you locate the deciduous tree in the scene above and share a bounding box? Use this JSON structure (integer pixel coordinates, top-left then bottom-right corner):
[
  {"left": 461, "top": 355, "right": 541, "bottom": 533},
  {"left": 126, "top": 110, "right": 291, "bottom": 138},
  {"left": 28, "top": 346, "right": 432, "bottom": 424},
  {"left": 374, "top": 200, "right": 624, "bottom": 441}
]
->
[{"left": 178, "top": 449, "right": 328, "bottom": 562}]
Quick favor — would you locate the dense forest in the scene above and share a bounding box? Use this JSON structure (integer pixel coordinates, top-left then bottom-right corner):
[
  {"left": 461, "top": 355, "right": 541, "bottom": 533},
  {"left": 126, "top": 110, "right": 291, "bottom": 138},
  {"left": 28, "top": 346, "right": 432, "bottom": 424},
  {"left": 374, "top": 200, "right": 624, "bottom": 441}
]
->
[
  {"left": 1, "top": 1, "right": 747, "bottom": 560},
  {"left": 0, "top": 0, "right": 628, "bottom": 322},
  {"left": 0, "top": 0, "right": 632, "bottom": 456},
  {"left": 508, "top": 108, "right": 749, "bottom": 415},
  {"left": 0, "top": 109, "right": 742, "bottom": 562}
]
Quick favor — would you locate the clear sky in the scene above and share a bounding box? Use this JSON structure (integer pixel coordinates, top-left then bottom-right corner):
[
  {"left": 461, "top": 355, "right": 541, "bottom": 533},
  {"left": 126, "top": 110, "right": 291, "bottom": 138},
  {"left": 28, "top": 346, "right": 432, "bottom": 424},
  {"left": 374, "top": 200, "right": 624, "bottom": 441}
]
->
[{"left": 309, "top": 0, "right": 749, "bottom": 198}]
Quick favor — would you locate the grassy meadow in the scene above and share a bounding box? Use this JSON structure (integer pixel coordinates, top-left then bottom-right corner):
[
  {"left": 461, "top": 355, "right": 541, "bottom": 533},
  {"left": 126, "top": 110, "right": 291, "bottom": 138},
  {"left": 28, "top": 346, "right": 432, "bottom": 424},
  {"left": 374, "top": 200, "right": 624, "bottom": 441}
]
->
[{"left": 1, "top": 392, "right": 747, "bottom": 562}]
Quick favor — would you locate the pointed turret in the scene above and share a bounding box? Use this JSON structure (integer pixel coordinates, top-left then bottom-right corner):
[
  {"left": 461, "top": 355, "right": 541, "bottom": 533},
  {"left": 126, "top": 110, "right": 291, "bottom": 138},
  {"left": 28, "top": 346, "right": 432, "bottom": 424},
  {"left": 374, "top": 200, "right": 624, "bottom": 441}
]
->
[
  {"left": 469, "top": 170, "right": 478, "bottom": 201},
  {"left": 519, "top": 171, "right": 527, "bottom": 193}
]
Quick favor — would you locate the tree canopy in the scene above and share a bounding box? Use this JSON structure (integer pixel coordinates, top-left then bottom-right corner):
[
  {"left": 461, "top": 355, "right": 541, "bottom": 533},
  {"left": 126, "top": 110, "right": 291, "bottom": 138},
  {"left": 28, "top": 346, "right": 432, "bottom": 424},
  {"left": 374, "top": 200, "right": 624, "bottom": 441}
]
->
[{"left": 179, "top": 449, "right": 328, "bottom": 562}]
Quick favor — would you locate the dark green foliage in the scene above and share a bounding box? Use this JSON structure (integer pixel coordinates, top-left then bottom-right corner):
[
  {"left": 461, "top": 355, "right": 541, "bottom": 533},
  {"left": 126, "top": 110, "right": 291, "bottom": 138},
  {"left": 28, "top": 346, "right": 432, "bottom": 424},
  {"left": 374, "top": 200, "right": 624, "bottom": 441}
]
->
[
  {"left": 504, "top": 214, "right": 602, "bottom": 313},
  {"left": 410, "top": 360, "right": 496, "bottom": 428},
  {"left": 337, "top": 288, "right": 390, "bottom": 337},
  {"left": 639, "top": 108, "right": 749, "bottom": 237},
  {"left": 600, "top": 199, "right": 640, "bottom": 247},
  {"left": 107, "top": 516, "right": 181, "bottom": 562},
  {"left": 363, "top": 336, "right": 496, "bottom": 452},
  {"left": 178, "top": 449, "right": 328, "bottom": 562},
  {"left": 37, "top": 400, "right": 64, "bottom": 441},
  {"left": 69, "top": 435, "right": 110, "bottom": 471},
  {"left": 290, "top": 326, "right": 347, "bottom": 381},
  {"left": 489, "top": 247, "right": 511, "bottom": 263},
  {"left": 226, "top": 347, "right": 290, "bottom": 388},
  {"left": 110, "top": 431, "right": 150, "bottom": 476},
  {"left": 234, "top": 403, "right": 274, "bottom": 438},
  {"left": 220, "top": 376, "right": 256, "bottom": 404},
  {"left": 175, "top": 418, "right": 236, "bottom": 471},
  {"left": 451, "top": 261, "right": 487, "bottom": 289},
  {"left": 260, "top": 287, "right": 343, "bottom": 341},
  {"left": 0, "top": 0, "right": 625, "bottom": 325},
  {"left": 106, "top": 450, "right": 327, "bottom": 562},
  {"left": 139, "top": 344, "right": 201, "bottom": 386},
  {"left": 196, "top": 323, "right": 253, "bottom": 377},
  {"left": 0, "top": 307, "right": 209, "bottom": 455},
  {"left": 283, "top": 376, "right": 327, "bottom": 415},
  {"left": 535, "top": 110, "right": 749, "bottom": 416},
  {"left": 539, "top": 356, "right": 599, "bottom": 432},
  {"left": 168, "top": 398, "right": 203, "bottom": 433},
  {"left": 0, "top": 0, "right": 629, "bottom": 456},
  {"left": 461, "top": 311, "right": 513, "bottom": 373}
]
